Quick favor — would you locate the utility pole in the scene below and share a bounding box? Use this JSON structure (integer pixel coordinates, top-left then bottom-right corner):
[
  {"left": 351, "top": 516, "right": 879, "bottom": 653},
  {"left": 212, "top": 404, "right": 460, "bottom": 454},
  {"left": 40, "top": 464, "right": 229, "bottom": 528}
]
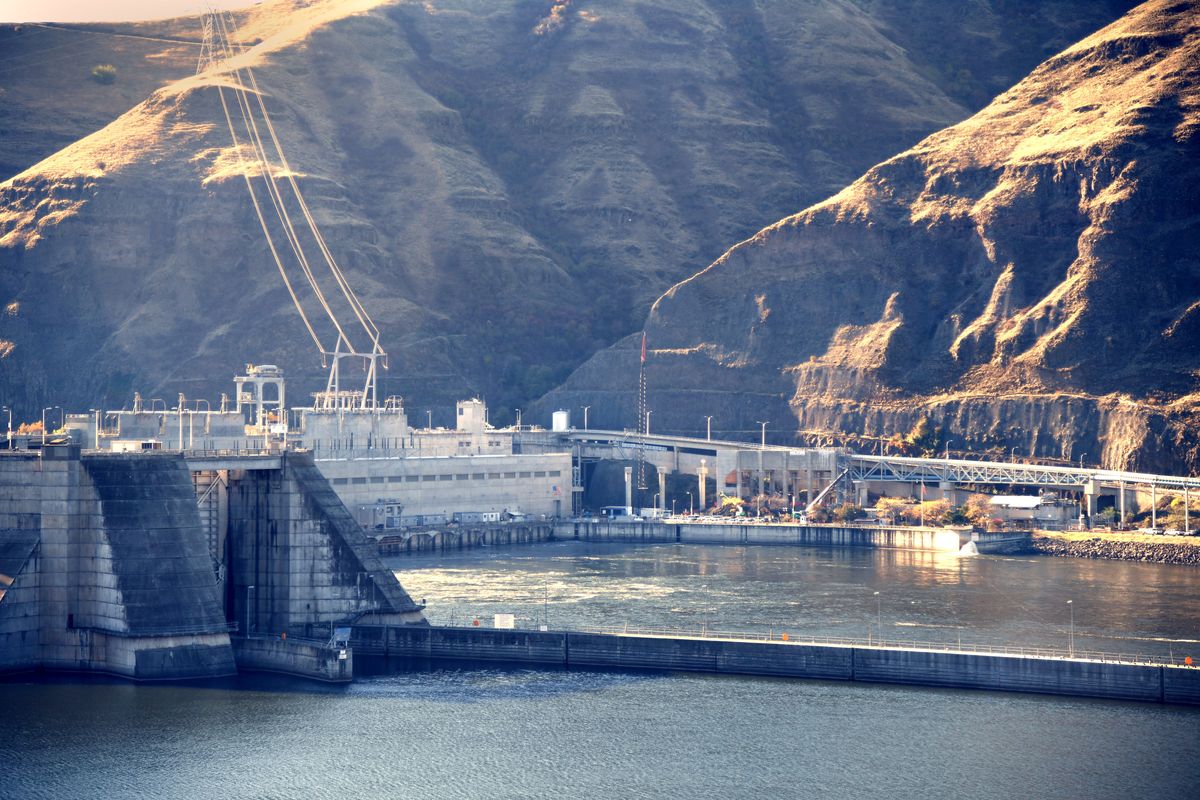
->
[{"left": 636, "top": 332, "right": 649, "bottom": 503}]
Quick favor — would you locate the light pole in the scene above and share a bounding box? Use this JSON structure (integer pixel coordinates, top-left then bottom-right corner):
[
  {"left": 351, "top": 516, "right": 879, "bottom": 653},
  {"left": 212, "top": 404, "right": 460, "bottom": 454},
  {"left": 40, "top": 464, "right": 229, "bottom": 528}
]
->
[
  {"left": 705, "top": 415, "right": 713, "bottom": 441},
  {"left": 758, "top": 421, "right": 768, "bottom": 448},
  {"left": 1010, "top": 446, "right": 1017, "bottom": 462},
  {"left": 645, "top": 410, "right": 652, "bottom": 436},
  {"left": 2, "top": 406, "right": 10, "bottom": 449},
  {"left": 1067, "top": 599, "right": 1074, "bottom": 656},
  {"left": 41, "top": 406, "right": 61, "bottom": 447},
  {"left": 945, "top": 439, "right": 952, "bottom": 460},
  {"left": 874, "top": 591, "right": 882, "bottom": 643},
  {"left": 687, "top": 491, "right": 693, "bottom": 514},
  {"left": 427, "top": 409, "right": 432, "bottom": 430},
  {"left": 1079, "top": 453, "right": 1086, "bottom": 469},
  {"left": 516, "top": 408, "right": 522, "bottom": 429},
  {"left": 581, "top": 406, "right": 590, "bottom": 430}
]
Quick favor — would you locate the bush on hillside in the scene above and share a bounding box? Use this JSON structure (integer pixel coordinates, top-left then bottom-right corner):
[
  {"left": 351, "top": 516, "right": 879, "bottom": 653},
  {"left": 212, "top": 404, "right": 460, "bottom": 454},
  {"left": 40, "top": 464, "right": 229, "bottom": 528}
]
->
[{"left": 91, "top": 64, "right": 117, "bottom": 84}]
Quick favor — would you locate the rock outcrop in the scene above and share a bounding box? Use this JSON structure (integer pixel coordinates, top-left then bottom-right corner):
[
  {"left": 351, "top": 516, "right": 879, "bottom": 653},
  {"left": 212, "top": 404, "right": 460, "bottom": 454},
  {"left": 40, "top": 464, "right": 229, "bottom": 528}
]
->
[{"left": 540, "top": 0, "right": 1200, "bottom": 474}]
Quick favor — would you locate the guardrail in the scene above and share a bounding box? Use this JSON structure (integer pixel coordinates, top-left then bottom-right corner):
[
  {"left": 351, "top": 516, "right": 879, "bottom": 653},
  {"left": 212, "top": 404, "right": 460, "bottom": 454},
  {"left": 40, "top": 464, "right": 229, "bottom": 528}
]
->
[{"left": 574, "top": 624, "right": 1198, "bottom": 668}]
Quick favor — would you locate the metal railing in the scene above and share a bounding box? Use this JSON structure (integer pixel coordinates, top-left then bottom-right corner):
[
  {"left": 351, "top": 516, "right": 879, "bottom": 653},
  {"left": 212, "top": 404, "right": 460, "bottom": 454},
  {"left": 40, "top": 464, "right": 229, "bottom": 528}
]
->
[{"left": 572, "top": 624, "right": 1197, "bottom": 668}]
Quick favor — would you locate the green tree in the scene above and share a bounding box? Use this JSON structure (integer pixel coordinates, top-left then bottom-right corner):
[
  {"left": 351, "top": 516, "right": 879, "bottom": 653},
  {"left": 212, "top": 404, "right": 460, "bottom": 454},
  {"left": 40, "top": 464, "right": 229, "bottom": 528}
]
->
[{"left": 91, "top": 64, "right": 116, "bottom": 84}]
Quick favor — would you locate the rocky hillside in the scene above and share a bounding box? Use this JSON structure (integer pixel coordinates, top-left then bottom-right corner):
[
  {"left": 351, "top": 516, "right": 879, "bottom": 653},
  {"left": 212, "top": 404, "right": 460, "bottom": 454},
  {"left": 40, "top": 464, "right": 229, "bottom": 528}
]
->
[
  {"left": 0, "top": 0, "right": 1134, "bottom": 422},
  {"left": 541, "top": 0, "right": 1200, "bottom": 473}
]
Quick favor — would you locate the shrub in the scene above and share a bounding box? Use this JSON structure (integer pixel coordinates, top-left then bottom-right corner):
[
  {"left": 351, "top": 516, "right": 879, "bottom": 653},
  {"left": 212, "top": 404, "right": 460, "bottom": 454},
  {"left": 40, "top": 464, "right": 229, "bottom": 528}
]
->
[{"left": 91, "top": 64, "right": 117, "bottom": 84}]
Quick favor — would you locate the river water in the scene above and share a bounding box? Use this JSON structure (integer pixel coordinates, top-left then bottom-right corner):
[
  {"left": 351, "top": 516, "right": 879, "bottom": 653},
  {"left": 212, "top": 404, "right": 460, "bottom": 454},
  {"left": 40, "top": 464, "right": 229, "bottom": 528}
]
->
[{"left": 4, "top": 542, "right": 1199, "bottom": 799}]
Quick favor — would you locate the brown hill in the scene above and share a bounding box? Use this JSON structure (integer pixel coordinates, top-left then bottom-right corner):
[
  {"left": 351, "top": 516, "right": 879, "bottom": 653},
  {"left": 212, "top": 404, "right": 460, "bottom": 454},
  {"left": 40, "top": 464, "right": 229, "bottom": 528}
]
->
[
  {"left": 0, "top": 0, "right": 1135, "bottom": 422},
  {"left": 540, "top": 0, "right": 1200, "bottom": 473}
]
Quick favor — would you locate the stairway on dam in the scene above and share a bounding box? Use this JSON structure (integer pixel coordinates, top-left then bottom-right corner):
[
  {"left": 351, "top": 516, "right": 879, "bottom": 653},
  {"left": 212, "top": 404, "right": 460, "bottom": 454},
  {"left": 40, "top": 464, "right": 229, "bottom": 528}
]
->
[{"left": 0, "top": 445, "right": 424, "bottom": 681}]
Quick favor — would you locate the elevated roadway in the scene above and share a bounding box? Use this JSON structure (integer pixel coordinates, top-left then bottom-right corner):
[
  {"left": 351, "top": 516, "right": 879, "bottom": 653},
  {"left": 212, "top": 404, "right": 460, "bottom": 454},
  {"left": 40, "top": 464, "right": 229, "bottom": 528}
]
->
[{"left": 516, "top": 429, "right": 1198, "bottom": 515}]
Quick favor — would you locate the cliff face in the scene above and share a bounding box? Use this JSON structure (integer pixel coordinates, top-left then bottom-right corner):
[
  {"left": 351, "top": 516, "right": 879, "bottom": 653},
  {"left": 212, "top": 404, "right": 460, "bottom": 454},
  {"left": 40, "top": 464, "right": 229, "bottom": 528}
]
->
[
  {"left": 0, "top": 0, "right": 1134, "bottom": 422},
  {"left": 541, "top": 0, "right": 1200, "bottom": 473}
]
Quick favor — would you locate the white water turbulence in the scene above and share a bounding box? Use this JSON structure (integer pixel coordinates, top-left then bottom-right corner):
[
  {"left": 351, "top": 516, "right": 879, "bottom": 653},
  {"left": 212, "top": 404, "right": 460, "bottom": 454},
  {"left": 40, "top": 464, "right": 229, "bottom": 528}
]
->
[{"left": 958, "top": 541, "right": 980, "bottom": 557}]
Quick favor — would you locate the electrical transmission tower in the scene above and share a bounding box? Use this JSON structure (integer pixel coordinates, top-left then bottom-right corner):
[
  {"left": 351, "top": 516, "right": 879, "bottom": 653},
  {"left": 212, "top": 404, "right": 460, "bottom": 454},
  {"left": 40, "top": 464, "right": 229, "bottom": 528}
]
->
[{"left": 198, "top": 9, "right": 387, "bottom": 410}]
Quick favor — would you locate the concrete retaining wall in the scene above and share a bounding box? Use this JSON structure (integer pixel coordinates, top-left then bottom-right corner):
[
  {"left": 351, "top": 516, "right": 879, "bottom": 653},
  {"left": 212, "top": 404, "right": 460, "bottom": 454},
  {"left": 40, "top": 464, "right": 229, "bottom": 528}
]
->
[
  {"left": 560, "top": 521, "right": 970, "bottom": 551},
  {"left": 376, "top": 523, "right": 555, "bottom": 556},
  {"left": 233, "top": 636, "right": 352, "bottom": 683},
  {"left": 352, "top": 625, "right": 1200, "bottom": 706}
]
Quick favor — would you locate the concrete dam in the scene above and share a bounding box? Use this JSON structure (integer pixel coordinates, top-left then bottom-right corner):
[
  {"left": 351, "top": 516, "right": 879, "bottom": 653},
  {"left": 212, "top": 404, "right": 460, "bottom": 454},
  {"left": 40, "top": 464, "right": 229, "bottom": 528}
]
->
[{"left": 0, "top": 445, "right": 424, "bottom": 681}]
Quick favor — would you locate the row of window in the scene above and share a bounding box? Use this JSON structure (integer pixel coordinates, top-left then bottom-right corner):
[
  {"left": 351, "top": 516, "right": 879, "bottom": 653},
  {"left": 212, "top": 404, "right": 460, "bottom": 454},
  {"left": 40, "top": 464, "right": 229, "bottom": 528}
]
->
[{"left": 331, "top": 470, "right": 561, "bottom": 486}]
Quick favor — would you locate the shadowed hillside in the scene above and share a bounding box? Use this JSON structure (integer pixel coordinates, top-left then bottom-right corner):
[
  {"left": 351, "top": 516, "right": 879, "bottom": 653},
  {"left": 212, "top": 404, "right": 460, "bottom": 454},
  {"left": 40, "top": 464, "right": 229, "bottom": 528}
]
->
[{"left": 0, "top": 0, "right": 1135, "bottom": 422}]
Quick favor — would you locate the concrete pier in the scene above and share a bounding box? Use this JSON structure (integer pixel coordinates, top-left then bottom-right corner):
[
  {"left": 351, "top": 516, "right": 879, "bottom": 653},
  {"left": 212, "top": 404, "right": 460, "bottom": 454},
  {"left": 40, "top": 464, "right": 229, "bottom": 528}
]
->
[
  {"left": 374, "top": 522, "right": 556, "bottom": 556},
  {"left": 232, "top": 636, "right": 352, "bottom": 683},
  {"left": 555, "top": 520, "right": 1029, "bottom": 554},
  {"left": 0, "top": 446, "right": 236, "bottom": 680},
  {"left": 0, "top": 447, "right": 425, "bottom": 682},
  {"left": 351, "top": 625, "right": 1200, "bottom": 706}
]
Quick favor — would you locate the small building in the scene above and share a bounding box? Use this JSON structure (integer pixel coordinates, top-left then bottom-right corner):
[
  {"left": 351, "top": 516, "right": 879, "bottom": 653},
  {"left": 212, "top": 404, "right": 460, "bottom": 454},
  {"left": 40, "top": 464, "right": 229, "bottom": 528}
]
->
[{"left": 988, "top": 494, "right": 1075, "bottom": 530}]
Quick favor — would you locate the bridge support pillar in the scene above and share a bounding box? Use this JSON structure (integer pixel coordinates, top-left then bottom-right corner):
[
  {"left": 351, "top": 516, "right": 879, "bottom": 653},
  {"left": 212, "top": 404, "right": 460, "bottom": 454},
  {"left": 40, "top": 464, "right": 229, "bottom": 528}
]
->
[
  {"left": 698, "top": 460, "right": 708, "bottom": 512},
  {"left": 624, "top": 466, "right": 633, "bottom": 516}
]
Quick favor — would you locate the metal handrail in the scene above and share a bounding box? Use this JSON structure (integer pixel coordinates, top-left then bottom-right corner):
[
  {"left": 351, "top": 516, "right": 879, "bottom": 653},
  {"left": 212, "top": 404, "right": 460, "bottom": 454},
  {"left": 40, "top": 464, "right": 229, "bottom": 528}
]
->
[{"left": 572, "top": 624, "right": 1197, "bottom": 668}]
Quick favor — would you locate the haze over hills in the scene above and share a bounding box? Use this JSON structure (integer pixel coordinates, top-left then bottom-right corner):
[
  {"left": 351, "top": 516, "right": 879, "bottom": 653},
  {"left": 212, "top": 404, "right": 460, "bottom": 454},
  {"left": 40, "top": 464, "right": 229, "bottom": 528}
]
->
[
  {"left": 541, "top": 0, "right": 1200, "bottom": 473},
  {"left": 0, "top": 0, "right": 1135, "bottom": 424}
]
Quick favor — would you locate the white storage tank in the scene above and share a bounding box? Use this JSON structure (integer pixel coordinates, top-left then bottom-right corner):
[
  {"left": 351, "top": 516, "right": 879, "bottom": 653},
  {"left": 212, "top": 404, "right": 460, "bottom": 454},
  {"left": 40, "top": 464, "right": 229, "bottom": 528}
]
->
[{"left": 551, "top": 409, "right": 571, "bottom": 431}]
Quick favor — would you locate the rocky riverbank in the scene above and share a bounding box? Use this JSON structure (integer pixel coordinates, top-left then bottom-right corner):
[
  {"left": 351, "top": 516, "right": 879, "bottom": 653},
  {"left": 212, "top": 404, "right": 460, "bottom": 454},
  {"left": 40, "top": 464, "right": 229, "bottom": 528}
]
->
[{"left": 1031, "top": 533, "right": 1200, "bottom": 565}]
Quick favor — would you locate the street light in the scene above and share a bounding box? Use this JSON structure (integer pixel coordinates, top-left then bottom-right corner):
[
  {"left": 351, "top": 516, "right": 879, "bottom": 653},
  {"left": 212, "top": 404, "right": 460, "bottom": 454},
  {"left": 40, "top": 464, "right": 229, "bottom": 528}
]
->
[
  {"left": 687, "top": 490, "right": 693, "bottom": 514},
  {"left": 1079, "top": 453, "right": 1086, "bottom": 469},
  {"left": 705, "top": 415, "right": 713, "bottom": 441},
  {"left": 1067, "top": 599, "right": 1074, "bottom": 656},
  {"left": 645, "top": 410, "right": 652, "bottom": 436},
  {"left": 41, "top": 406, "right": 61, "bottom": 447},
  {"left": 1, "top": 406, "right": 11, "bottom": 449},
  {"left": 581, "top": 406, "right": 590, "bottom": 430},
  {"left": 427, "top": 409, "right": 433, "bottom": 430},
  {"left": 515, "top": 408, "right": 522, "bottom": 429},
  {"left": 1010, "top": 446, "right": 1018, "bottom": 462},
  {"left": 758, "top": 421, "right": 768, "bottom": 448}
]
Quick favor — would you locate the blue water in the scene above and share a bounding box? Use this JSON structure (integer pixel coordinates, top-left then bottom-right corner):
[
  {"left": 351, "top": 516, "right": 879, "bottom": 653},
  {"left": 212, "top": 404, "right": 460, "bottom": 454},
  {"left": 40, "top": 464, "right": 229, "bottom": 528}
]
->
[{"left": 3, "top": 541, "right": 1199, "bottom": 799}]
